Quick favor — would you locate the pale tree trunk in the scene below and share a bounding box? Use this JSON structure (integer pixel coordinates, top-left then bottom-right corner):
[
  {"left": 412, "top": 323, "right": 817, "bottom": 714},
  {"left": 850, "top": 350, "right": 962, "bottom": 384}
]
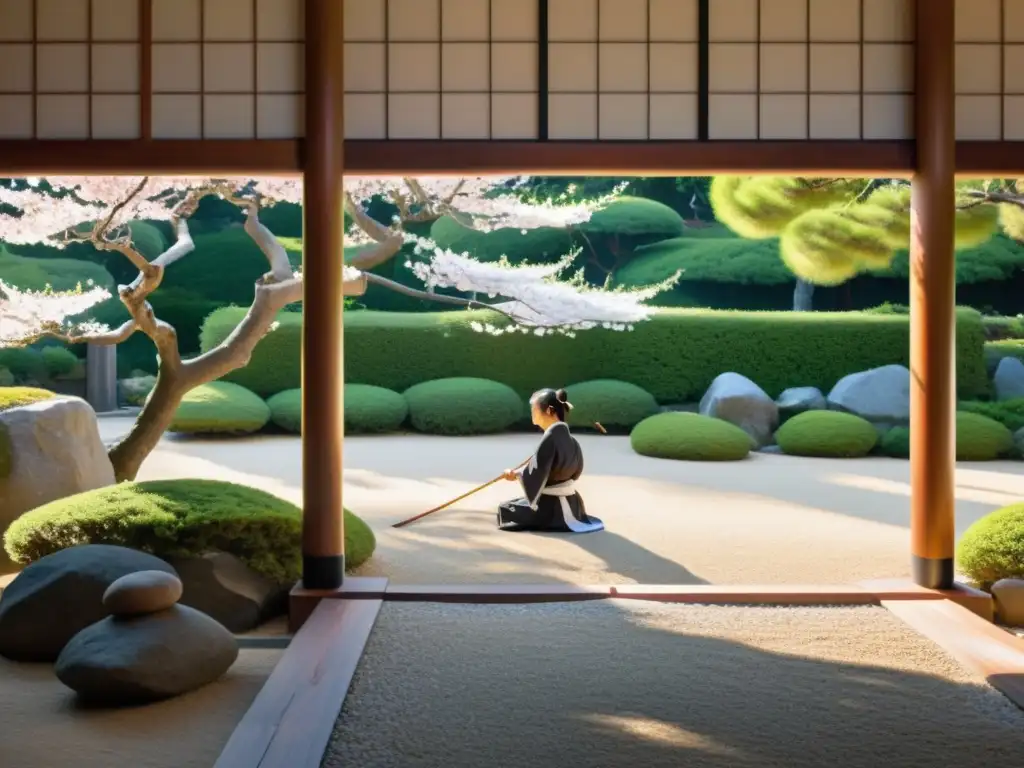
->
[
  {"left": 107, "top": 370, "right": 186, "bottom": 481},
  {"left": 793, "top": 279, "right": 815, "bottom": 311}
]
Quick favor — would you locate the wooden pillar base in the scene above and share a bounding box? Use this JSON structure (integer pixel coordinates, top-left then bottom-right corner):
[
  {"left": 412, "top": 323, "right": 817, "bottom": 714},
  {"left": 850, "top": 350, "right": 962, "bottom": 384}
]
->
[
  {"left": 912, "top": 555, "right": 955, "bottom": 591},
  {"left": 303, "top": 554, "right": 345, "bottom": 591}
]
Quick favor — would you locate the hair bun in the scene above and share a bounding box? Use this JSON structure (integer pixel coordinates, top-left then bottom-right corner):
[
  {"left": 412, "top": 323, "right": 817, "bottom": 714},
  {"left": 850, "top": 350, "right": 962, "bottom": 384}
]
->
[{"left": 555, "top": 389, "right": 573, "bottom": 410}]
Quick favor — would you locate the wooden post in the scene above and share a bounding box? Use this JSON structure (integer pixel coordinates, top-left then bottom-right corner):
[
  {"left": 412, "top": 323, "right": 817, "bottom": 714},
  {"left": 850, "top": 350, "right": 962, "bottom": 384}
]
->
[
  {"left": 910, "top": 0, "right": 956, "bottom": 589},
  {"left": 300, "top": 0, "right": 346, "bottom": 589}
]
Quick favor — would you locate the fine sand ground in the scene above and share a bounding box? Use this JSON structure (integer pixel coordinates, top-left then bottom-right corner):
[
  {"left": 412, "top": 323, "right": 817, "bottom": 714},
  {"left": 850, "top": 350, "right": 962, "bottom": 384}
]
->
[
  {"left": 4, "top": 422, "right": 1024, "bottom": 765},
  {"left": 324, "top": 602, "right": 1024, "bottom": 768},
  {"left": 0, "top": 648, "right": 282, "bottom": 768},
  {"left": 97, "top": 418, "right": 1024, "bottom": 585}
]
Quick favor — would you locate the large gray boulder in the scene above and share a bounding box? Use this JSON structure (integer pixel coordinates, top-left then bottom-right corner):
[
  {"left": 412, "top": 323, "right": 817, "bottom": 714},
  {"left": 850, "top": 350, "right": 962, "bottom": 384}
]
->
[
  {"left": 994, "top": 357, "right": 1024, "bottom": 401},
  {"left": 55, "top": 604, "right": 239, "bottom": 705},
  {"left": 0, "top": 545, "right": 177, "bottom": 662},
  {"left": 992, "top": 579, "right": 1024, "bottom": 627},
  {"left": 167, "top": 552, "right": 291, "bottom": 633},
  {"left": 699, "top": 372, "right": 778, "bottom": 447},
  {"left": 827, "top": 364, "right": 911, "bottom": 424},
  {"left": 775, "top": 387, "right": 826, "bottom": 415},
  {"left": 0, "top": 397, "right": 114, "bottom": 573}
]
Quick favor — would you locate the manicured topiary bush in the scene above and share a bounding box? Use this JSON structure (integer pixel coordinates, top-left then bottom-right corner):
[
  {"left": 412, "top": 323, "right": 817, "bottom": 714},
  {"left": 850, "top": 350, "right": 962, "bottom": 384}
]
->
[
  {"left": 954, "top": 412, "right": 1013, "bottom": 460},
  {"left": 564, "top": 379, "right": 659, "bottom": 431},
  {"left": 879, "top": 426, "right": 911, "bottom": 458},
  {"left": 879, "top": 412, "right": 1013, "bottom": 461},
  {"left": 266, "top": 389, "right": 301, "bottom": 433},
  {"left": 345, "top": 384, "right": 409, "bottom": 434},
  {"left": 168, "top": 381, "right": 271, "bottom": 435},
  {"left": 265, "top": 385, "right": 409, "bottom": 434},
  {"left": 201, "top": 309, "right": 301, "bottom": 397},
  {"left": 630, "top": 412, "right": 752, "bottom": 461},
  {"left": 775, "top": 411, "right": 878, "bottom": 458},
  {"left": 956, "top": 503, "right": 1024, "bottom": 588},
  {"left": 3, "top": 479, "right": 376, "bottom": 583},
  {"left": 39, "top": 346, "right": 78, "bottom": 378},
  {"left": 404, "top": 378, "right": 523, "bottom": 435},
  {"left": 959, "top": 398, "right": 1024, "bottom": 433}
]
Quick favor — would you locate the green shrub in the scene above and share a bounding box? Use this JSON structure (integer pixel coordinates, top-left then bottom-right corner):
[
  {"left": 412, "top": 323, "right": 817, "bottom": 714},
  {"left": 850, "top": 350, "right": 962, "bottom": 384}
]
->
[
  {"left": 981, "top": 314, "right": 1024, "bottom": 340},
  {"left": 0, "top": 388, "right": 55, "bottom": 479},
  {"left": 775, "top": 411, "right": 878, "bottom": 458},
  {"left": 3, "top": 479, "right": 376, "bottom": 583},
  {"left": 0, "top": 347, "right": 44, "bottom": 380},
  {"left": 959, "top": 398, "right": 1024, "bottom": 432},
  {"left": 0, "top": 368, "right": 13, "bottom": 387},
  {"left": 39, "top": 346, "right": 77, "bottom": 378},
  {"left": 954, "top": 412, "right": 1013, "bottom": 460},
  {"left": 169, "top": 381, "right": 271, "bottom": 435},
  {"left": 879, "top": 426, "right": 911, "bottom": 458},
  {"left": 266, "top": 389, "right": 302, "bottom": 433},
  {"left": 120, "top": 375, "right": 156, "bottom": 406},
  {"left": 201, "top": 306, "right": 988, "bottom": 403},
  {"left": 160, "top": 228, "right": 303, "bottom": 305},
  {"left": 404, "top": 378, "right": 523, "bottom": 435},
  {"left": 579, "top": 196, "right": 686, "bottom": 240},
  {"left": 0, "top": 246, "right": 114, "bottom": 292},
  {"left": 0, "top": 387, "right": 55, "bottom": 412},
  {"left": 430, "top": 215, "right": 574, "bottom": 265},
  {"left": 985, "top": 339, "right": 1024, "bottom": 376},
  {"left": 200, "top": 310, "right": 301, "bottom": 397},
  {"left": 630, "top": 412, "right": 752, "bottom": 461},
  {"left": 956, "top": 503, "right": 1024, "bottom": 588},
  {"left": 345, "top": 384, "right": 409, "bottom": 434},
  {"left": 617, "top": 237, "right": 791, "bottom": 287},
  {"left": 564, "top": 380, "right": 658, "bottom": 430}
]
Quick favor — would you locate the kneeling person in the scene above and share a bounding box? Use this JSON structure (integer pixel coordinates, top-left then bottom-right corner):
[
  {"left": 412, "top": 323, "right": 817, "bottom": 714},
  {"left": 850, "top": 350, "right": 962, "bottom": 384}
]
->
[{"left": 498, "top": 388, "right": 604, "bottom": 533}]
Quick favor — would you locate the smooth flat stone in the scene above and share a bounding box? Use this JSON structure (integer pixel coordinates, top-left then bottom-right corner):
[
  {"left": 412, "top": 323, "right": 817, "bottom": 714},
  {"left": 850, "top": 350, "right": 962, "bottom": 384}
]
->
[{"left": 103, "top": 570, "right": 183, "bottom": 616}]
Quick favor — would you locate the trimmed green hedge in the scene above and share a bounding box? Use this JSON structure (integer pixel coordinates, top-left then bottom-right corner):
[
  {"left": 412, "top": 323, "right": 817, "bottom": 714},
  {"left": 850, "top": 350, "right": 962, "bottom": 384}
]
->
[
  {"left": 200, "top": 306, "right": 989, "bottom": 402},
  {"left": 564, "top": 380, "right": 659, "bottom": 431},
  {"left": 345, "top": 384, "right": 409, "bottom": 434},
  {"left": 878, "top": 412, "right": 1014, "bottom": 461},
  {"left": 169, "top": 381, "right": 271, "bottom": 435},
  {"left": 266, "top": 385, "right": 409, "bottom": 434},
  {"left": 3, "top": 479, "right": 376, "bottom": 583},
  {"left": 630, "top": 412, "right": 752, "bottom": 461},
  {"left": 957, "top": 503, "right": 1024, "bottom": 588},
  {"left": 985, "top": 339, "right": 1024, "bottom": 376},
  {"left": 775, "top": 411, "right": 878, "bottom": 458},
  {"left": 404, "top": 378, "right": 523, "bottom": 435}
]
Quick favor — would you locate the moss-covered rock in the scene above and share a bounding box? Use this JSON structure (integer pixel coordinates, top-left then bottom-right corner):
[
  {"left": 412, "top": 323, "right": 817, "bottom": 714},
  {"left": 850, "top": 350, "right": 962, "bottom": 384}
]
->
[
  {"left": 169, "top": 381, "right": 270, "bottom": 435},
  {"left": 775, "top": 410, "right": 878, "bottom": 458},
  {"left": 404, "top": 378, "right": 523, "bottom": 435},
  {"left": 266, "top": 389, "right": 302, "bottom": 433},
  {"left": 957, "top": 503, "right": 1024, "bottom": 588},
  {"left": 630, "top": 412, "right": 752, "bottom": 461},
  {"left": 564, "top": 380, "right": 659, "bottom": 431},
  {"left": 4, "top": 479, "right": 376, "bottom": 583}
]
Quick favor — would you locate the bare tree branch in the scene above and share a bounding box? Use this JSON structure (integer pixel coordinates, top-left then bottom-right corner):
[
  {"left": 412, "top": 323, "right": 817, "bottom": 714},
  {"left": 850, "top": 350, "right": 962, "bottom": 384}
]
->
[
  {"left": 239, "top": 200, "right": 293, "bottom": 282},
  {"left": 346, "top": 233, "right": 404, "bottom": 271},
  {"left": 344, "top": 191, "right": 393, "bottom": 242},
  {"left": 12, "top": 319, "right": 138, "bottom": 348},
  {"left": 363, "top": 272, "right": 517, "bottom": 318}
]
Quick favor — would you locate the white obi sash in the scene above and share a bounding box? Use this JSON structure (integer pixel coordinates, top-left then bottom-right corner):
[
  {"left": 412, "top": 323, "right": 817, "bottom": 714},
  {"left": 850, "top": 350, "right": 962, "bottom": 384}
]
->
[{"left": 540, "top": 480, "right": 604, "bottom": 533}]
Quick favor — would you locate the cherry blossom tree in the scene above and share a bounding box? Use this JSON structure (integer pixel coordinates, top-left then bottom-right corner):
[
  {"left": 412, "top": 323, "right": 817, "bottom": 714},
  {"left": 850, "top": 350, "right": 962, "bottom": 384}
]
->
[{"left": 0, "top": 176, "right": 678, "bottom": 481}]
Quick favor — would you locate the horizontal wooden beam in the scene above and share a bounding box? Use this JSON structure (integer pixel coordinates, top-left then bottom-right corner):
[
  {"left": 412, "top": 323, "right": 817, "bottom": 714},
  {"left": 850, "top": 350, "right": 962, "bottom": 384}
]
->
[{"left": 3, "top": 139, "right": 1023, "bottom": 177}]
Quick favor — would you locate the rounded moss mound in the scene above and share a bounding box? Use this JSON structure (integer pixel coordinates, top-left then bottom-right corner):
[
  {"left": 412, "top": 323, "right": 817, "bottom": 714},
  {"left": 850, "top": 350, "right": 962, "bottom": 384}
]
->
[
  {"left": 956, "top": 503, "right": 1024, "bottom": 588},
  {"left": 404, "top": 378, "right": 523, "bottom": 435},
  {"left": 630, "top": 412, "right": 752, "bottom": 461},
  {"left": 879, "top": 426, "right": 911, "bottom": 458},
  {"left": 955, "top": 411, "right": 1013, "bottom": 460},
  {"left": 877, "top": 413, "right": 1013, "bottom": 461},
  {"left": 565, "top": 380, "right": 658, "bottom": 431},
  {"left": 775, "top": 411, "right": 878, "bottom": 458},
  {"left": 169, "top": 381, "right": 270, "bottom": 435},
  {"left": 0, "top": 386, "right": 56, "bottom": 412},
  {"left": 3, "top": 479, "right": 376, "bottom": 582},
  {"left": 266, "top": 389, "right": 301, "bottom": 433},
  {"left": 346, "top": 384, "right": 409, "bottom": 434},
  {"left": 0, "top": 388, "right": 56, "bottom": 480}
]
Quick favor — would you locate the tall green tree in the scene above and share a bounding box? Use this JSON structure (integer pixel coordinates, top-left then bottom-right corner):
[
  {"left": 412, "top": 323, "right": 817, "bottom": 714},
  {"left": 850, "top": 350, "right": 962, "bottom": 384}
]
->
[{"left": 709, "top": 176, "right": 1005, "bottom": 310}]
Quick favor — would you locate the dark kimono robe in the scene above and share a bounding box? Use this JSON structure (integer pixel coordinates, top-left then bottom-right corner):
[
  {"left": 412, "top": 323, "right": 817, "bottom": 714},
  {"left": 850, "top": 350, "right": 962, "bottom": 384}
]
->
[{"left": 497, "top": 422, "right": 604, "bottom": 533}]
